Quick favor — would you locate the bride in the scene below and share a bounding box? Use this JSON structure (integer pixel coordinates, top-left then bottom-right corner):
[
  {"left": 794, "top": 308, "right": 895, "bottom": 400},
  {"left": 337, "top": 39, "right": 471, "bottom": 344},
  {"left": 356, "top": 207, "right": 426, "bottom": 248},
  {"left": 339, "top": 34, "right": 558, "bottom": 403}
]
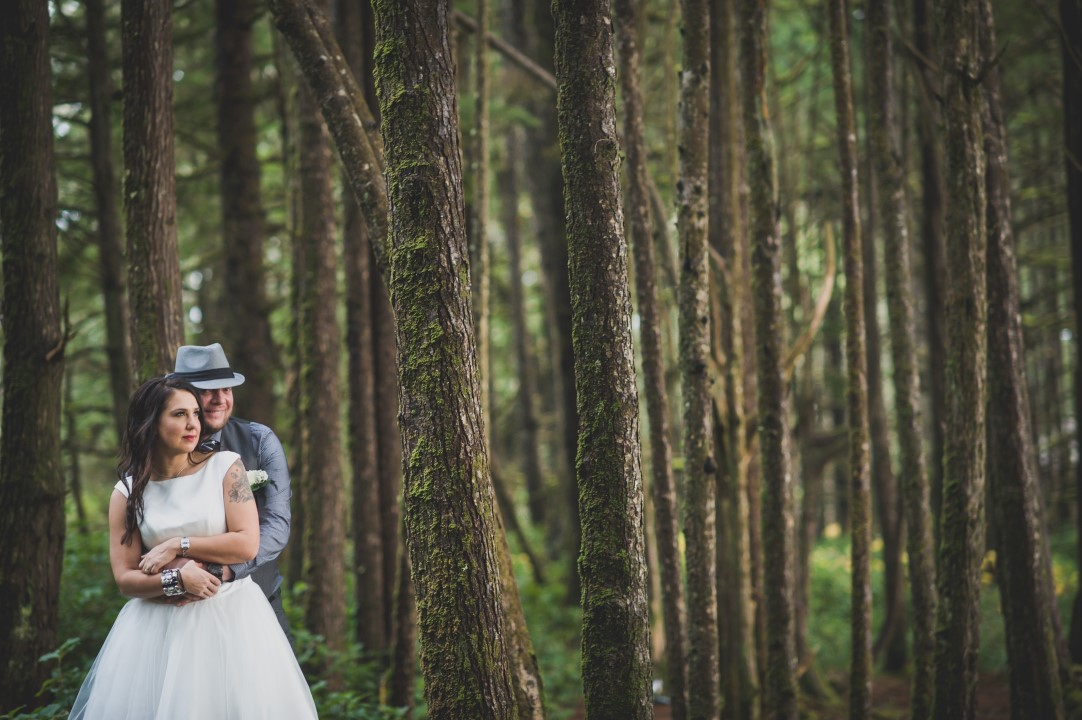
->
[{"left": 69, "top": 376, "right": 317, "bottom": 719}]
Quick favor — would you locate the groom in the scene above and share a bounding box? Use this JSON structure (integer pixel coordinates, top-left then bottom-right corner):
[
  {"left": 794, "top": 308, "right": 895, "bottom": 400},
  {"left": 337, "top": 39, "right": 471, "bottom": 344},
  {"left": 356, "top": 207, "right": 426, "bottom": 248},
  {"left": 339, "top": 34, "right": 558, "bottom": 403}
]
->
[{"left": 171, "top": 343, "right": 293, "bottom": 639}]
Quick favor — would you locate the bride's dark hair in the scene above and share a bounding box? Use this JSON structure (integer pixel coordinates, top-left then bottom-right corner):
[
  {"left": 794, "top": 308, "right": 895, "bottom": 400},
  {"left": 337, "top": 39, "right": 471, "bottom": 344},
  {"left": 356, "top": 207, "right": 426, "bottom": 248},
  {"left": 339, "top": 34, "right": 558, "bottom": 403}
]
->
[{"left": 117, "top": 376, "right": 208, "bottom": 545}]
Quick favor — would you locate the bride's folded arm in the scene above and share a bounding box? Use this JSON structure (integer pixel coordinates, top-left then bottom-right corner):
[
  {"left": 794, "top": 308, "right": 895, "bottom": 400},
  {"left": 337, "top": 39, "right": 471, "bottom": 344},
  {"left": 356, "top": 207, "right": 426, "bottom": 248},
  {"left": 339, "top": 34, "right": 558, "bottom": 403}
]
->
[{"left": 109, "top": 490, "right": 181, "bottom": 598}]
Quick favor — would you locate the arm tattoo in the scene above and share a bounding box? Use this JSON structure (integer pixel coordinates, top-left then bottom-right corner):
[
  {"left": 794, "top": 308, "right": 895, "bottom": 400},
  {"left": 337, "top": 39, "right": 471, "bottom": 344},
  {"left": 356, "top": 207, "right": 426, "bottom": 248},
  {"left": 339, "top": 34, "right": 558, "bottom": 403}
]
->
[{"left": 227, "top": 463, "right": 254, "bottom": 503}]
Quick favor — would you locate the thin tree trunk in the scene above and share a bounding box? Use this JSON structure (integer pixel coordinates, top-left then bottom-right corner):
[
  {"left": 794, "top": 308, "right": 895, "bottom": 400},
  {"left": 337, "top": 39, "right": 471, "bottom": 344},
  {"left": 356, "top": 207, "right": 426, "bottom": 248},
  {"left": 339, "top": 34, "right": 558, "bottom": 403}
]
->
[
  {"left": 552, "top": 1, "right": 653, "bottom": 716},
  {"left": 337, "top": 0, "right": 386, "bottom": 656},
  {"left": 122, "top": 0, "right": 183, "bottom": 379},
  {"left": 373, "top": 1, "right": 519, "bottom": 715},
  {"left": 826, "top": 0, "right": 873, "bottom": 713},
  {"left": 869, "top": 0, "right": 938, "bottom": 710},
  {"left": 676, "top": 1, "right": 720, "bottom": 717},
  {"left": 742, "top": 0, "right": 797, "bottom": 711},
  {"left": 471, "top": 0, "right": 491, "bottom": 446},
  {"left": 65, "top": 364, "right": 89, "bottom": 535},
  {"left": 1062, "top": 0, "right": 1082, "bottom": 666},
  {"left": 297, "top": 21, "right": 347, "bottom": 667},
  {"left": 933, "top": 0, "right": 987, "bottom": 714},
  {"left": 981, "top": 0, "right": 1065, "bottom": 715},
  {"left": 615, "top": 2, "right": 688, "bottom": 717},
  {"left": 0, "top": 2, "right": 65, "bottom": 706},
  {"left": 85, "top": 0, "right": 132, "bottom": 440}
]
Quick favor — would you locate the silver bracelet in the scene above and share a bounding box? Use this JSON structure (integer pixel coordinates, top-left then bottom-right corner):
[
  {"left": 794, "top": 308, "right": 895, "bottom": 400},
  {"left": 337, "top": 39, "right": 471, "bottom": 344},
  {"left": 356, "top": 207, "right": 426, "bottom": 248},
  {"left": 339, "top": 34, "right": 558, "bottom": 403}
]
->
[
  {"left": 161, "top": 568, "right": 186, "bottom": 597},
  {"left": 179, "top": 536, "right": 190, "bottom": 557}
]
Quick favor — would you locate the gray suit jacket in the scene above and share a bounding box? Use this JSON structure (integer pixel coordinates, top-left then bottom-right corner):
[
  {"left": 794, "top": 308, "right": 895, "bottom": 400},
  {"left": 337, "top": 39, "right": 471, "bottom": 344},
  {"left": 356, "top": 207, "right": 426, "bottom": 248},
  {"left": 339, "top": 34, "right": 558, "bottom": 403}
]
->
[{"left": 218, "top": 418, "right": 291, "bottom": 599}]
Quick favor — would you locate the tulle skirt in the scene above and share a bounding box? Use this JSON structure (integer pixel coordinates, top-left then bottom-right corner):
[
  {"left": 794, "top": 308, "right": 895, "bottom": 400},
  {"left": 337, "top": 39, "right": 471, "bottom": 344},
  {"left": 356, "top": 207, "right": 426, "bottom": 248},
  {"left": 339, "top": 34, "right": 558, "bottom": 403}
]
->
[{"left": 68, "top": 577, "right": 317, "bottom": 719}]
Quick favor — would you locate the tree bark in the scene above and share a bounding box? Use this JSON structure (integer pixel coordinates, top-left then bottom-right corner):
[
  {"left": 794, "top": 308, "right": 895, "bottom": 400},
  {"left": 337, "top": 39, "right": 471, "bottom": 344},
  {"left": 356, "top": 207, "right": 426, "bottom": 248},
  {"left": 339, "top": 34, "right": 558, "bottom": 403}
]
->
[
  {"left": 297, "top": 22, "right": 348, "bottom": 666},
  {"left": 869, "top": 0, "right": 938, "bottom": 711},
  {"left": 933, "top": 0, "right": 987, "bottom": 714},
  {"left": 122, "top": 0, "right": 183, "bottom": 379},
  {"left": 980, "top": 0, "right": 1065, "bottom": 715},
  {"left": 373, "top": 1, "right": 519, "bottom": 715},
  {"left": 0, "top": 1, "right": 65, "bottom": 707},
  {"left": 215, "top": 0, "right": 277, "bottom": 427},
  {"left": 676, "top": 1, "right": 720, "bottom": 717},
  {"left": 390, "top": 525, "right": 418, "bottom": 710},
  {"left": 86, "top": 0, "right": 132, "bottom": 441},
  {"left": 742, "top": 0, "right": 797, "bottom": 712},
  {"left": 1062, "top": 0, "right": 1082, "bottom": 666},
  {"left": 826, "top": 0, "right": 873, "bottom": 713},
  {"left": 470, "top": 0, "right": 491, "bottom": 447},
  {"left": 552, "top": 1, "right": 653, "bottom": 716},
  {"left": 614, "top": 1, "right": 689, "bottom": 717},
  {"left": 337, "top": 0, "right": 386, "bottom": 655}
]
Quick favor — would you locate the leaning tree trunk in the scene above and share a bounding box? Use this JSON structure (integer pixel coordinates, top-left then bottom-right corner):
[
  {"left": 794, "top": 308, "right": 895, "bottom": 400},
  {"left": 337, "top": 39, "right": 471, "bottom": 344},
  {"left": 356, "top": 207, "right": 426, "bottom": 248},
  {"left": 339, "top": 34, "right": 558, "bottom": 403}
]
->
[
  {"left": 0, "top": 1, "right": 65, "bottom": 707},
  {"left": 676, "top": 1, "right": 720, "bottom": 718},
  {"left": 552, "top": 1, "right": 653, "bottom": 717},
  {"left": 296, "top": 18, "right": 348, "bottom": 668},
  {"left": 337, "top": 0, "right": 386, "bottom": 656},
  {"left": 614, "top": 1, "right": 689, "bottom": 717},
  {"left": 981, "top": 0, "right": 1065, "bottom": 715},
  {"left": 122, "top": 0, "right": 183, "bottom": 379},
  {"left": 869, "top": 0, "right": 938, "bottom": 711},
  {"left": 215, "top": 0, "right": 277, "bottom": 426},
  {"left": 933, "top": 0, "right": 988, "bottom": 715},
  {"left": 86, "top": 0, "right": 132, "bottom": 440},
  {"left": 373, "top": 1, "right": 519, "bottom": 716},
  {"left": 1062, "top": 0, "right": 1082, "bottom": 666},
  {"left": 826, "top": 0, "right": 873, "bottom": 714},
  {"left": 742, "top": 0, "right": 798, "bottom": 713}
]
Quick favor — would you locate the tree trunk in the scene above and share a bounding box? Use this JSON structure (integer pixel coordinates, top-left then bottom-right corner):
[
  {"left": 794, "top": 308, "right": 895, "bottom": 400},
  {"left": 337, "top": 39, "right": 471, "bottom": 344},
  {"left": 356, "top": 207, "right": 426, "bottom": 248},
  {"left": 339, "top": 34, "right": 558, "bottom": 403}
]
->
[
  {"left": 215, "top": 0, "right": 277, "bottom": 427},
  {"left": 500, "top": 130, "right": 547, "bottom": 528},
  {"left": 373, "top": 1, "right": 519, "bottom": 715},
  {"left": 1062, "top": 0, "right": 1082, "bottom": 666},
  {"left": 122, "top": 0, "right": 183, "bottom": 379},
  {"left": 297, "top": 32, "right": 347, "bottom": 667},
  {"left": 711, "top": 1, "right": 759, "bottom": 714},
  {"left": 869, "top": 0, "right": 938, "bottom": 711},
  {"left": 615, "top": 2, "right": 688, "bottom": 717},
  {"left": 470, "top": 0, "right": 491, "bottom": 446},
  {"left": 552, "top": 1, "right": 653, "bottom": 716},
  {"left": 826, "top": 0, "right": 873, "bottom": 713},
  {"left": 337, "top": 0, "right": 386, "bottom": 655},
  {"left": 980, "top": 0, "right": 1065, "bottom": 714},
  {"left": 0, "top": 2, "right": 65, "bottom": 707},
  {"left": 933, "top": 0, "right": 987, "bottom": 714},
  {"left": 86, "top": 0, "right": 132, "bottom": 441},
  {"left": 741, "top": 0, "right": 797, "bottom": 712},
  {"left": 390, "top": 525, "right": 418, "bottom": 711},
  {"left": 676, "top": 1, "right": 720, "bottom": 718},
  {"left": 913, "top": 0, "right": 947, "bottom": 539}
]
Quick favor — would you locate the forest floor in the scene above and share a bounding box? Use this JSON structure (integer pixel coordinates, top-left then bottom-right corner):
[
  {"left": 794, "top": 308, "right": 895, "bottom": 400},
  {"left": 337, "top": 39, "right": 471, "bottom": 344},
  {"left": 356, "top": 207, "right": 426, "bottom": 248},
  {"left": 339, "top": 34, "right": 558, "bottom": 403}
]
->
[{"left": 566, "top": 672, "right": 1012, "bottom": 719}]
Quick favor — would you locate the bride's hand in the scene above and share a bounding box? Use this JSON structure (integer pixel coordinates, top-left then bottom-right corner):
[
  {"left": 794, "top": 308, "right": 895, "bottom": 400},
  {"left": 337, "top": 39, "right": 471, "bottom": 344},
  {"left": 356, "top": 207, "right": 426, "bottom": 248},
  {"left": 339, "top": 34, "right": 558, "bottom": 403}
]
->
[
  {"left": 179, "top": 563, "right": 221, "bottom": 600},
  {"left": 139, "top": 537, "right": 182, "bottom": 574}
]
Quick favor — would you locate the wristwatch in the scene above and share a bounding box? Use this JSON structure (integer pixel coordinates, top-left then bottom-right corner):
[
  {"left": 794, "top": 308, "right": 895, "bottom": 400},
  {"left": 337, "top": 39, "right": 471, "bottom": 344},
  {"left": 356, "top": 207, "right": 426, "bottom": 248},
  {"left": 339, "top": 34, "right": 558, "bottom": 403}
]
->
[{"left": 179, "top": 536, "right": 190, "bottom": 558}]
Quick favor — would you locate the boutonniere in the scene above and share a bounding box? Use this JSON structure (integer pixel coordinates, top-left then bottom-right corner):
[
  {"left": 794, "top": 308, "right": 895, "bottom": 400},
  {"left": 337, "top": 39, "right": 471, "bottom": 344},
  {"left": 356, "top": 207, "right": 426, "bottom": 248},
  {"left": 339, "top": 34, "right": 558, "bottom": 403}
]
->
[{"left": 247, "top": 470, "right": 270, "bottom": 492}]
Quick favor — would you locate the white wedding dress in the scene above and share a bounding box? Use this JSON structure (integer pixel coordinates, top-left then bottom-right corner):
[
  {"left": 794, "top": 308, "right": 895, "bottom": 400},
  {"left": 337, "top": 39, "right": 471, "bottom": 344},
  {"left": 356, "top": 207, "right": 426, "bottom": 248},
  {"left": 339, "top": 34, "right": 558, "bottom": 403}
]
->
[{"left": 68, "top": 451, "right": 317, "bottom": 719}]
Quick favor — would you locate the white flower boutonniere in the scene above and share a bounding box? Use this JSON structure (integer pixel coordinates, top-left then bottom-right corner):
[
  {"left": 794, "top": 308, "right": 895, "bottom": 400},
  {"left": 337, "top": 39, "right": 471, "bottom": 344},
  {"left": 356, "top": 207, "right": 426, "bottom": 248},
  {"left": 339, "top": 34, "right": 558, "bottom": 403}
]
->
[{"left": 247, "top": 470, "right": 270, "bottom": 492}]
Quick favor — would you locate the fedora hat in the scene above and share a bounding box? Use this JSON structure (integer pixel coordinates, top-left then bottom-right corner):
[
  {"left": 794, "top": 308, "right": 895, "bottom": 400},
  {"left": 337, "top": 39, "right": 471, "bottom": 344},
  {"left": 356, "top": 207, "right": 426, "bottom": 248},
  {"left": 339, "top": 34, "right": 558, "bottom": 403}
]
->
[{"left": 171, "top": 343, "right": 246, "bottom": 389}]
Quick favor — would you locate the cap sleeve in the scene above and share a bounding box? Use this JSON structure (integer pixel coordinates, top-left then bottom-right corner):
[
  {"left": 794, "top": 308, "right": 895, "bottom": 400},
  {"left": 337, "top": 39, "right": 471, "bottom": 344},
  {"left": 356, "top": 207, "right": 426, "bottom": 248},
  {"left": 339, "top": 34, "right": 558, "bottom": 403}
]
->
[{"left": 114, "top": 476, "right": 132, "bottom": 498}]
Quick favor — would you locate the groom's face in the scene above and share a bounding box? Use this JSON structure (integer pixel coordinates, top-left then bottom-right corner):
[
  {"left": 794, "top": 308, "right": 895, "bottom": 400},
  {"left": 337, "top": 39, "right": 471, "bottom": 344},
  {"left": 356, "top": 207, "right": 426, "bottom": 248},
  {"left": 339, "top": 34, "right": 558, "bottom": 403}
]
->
[{"left": 199, "top": 387, "right": 234, "bottom": 432}]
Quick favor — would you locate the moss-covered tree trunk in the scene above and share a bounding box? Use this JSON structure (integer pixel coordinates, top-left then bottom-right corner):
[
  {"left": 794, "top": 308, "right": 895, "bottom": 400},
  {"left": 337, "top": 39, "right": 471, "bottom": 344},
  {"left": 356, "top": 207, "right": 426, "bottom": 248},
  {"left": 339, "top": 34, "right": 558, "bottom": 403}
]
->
[
  {"left": 980, "top": 0, "right": 1065, "bottom": 715},
  {"left": 1062, "top": 0, "right": 1082, "bottom": 666},
  {"left": 711, "top": 0, "right": 759, "bottom": 714},
  {"left": 337, "top": 0, "right": 386, "bottom": 655},
  {"left": 868, "top": 0, "right": 938, "bottom": 712},
  {"left": 614, "top": 1, "right": 689, "bottom": 717},
  {"left": 826, "top": 0, "right": 873, "bottom": 713},
  {"left": 913, "top": 0, "right": 947, "bottom": 537},
  {"left": 296, "top": 0, "right": 347, "bottom": 664},
  {"left": 741, "top": 0, "right": 797, "bottom": 713},
  {"left": 551, "top": 1, "right": 653, "bottom": 717},
  {"left": 373, "top": 1, "right": 519, "bottom": 715},
  {"left": 0, "top": 1, "right": 65, "bottom": 707},
  {"left": 86, "top": 0, "right": 132, "bottom": 441},
  {"left": 122, "top": 0, "right": 183, "bottom": 379},
  {"left": 676, "top": 1, "right": 720, "bottom": 718},
  {"left": 933, "top": 0, "right": 987, "bottom": 715},
  {"left": 215, "top": 0, "right": 276, "bottom": 426}
]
